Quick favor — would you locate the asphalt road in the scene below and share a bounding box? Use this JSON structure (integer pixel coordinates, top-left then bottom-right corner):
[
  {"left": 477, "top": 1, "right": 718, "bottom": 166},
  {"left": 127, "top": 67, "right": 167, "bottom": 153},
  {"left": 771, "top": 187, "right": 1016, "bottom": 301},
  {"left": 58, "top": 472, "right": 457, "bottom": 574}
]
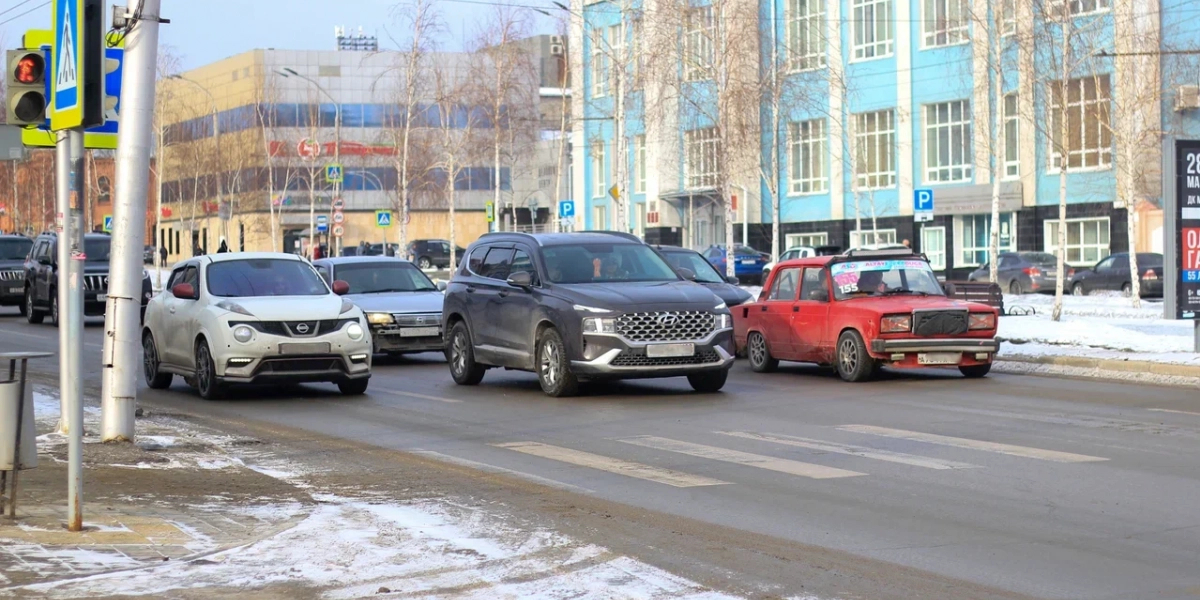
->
[{"left": 5, "top": 307, "right": 1200, "bottom": 600}]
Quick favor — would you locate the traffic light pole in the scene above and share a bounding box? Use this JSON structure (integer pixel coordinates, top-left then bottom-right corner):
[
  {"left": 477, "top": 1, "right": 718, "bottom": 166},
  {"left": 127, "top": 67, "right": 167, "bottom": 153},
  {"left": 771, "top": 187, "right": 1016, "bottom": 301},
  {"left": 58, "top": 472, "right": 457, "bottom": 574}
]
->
[
  {"left": 100, "top": 0, "right": 162, "bottom": 443},
  {"left": 66, "top": 128, "right": 85, "bottom": 532}
]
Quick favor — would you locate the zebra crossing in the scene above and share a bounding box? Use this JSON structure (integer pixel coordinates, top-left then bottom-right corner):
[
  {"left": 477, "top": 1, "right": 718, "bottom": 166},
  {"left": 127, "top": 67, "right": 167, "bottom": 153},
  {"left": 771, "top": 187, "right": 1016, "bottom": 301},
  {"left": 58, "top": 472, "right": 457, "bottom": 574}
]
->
[{"left": 490, "top": 425, "right": 1109, "bottom": 488}]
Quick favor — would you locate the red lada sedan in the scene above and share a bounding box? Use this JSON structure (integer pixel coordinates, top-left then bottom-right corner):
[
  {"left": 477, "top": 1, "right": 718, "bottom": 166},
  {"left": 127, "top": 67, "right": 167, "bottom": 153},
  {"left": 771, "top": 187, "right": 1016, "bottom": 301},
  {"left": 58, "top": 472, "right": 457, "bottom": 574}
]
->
[{"left": 733, "top": 249, "right": 1000, "bottom": 382}]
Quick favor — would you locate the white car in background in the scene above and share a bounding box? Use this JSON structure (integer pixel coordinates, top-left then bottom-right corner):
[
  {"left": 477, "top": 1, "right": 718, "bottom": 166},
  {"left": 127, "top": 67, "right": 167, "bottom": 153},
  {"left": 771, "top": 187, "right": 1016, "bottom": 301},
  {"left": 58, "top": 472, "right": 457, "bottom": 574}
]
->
[
  {"left": 762, "top": 246, "right": 818, "bottom": 280},
  {"left": 141, "top": 252, "right": 373, "bottom": 399}
]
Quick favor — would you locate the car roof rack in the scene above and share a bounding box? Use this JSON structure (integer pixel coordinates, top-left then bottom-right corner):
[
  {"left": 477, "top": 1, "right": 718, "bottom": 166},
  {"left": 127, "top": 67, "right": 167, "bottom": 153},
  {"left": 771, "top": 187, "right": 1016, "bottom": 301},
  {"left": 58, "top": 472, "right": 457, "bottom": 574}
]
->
[{"left": 842, "top": 248, "right": 917, "bottom": 259}]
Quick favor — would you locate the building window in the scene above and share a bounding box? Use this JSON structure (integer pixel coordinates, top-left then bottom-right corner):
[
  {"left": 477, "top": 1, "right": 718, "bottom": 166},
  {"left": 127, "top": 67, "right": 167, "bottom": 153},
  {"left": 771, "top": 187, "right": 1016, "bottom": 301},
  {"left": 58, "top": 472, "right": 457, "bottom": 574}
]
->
[
  {"left": 593, "top": 205, "right": 608, "bottom": 230},
  {"left": 1049, "top": 75, "right": 1112, "bottom": 171},
  {"left": 1050, "top": 0, "right": 1111, "bottom": 17},
  {"left": 788, "top": 119, "right": 828, "bottom": 194},
  {"left": 787, "top": 0, "right": 826, "bottom": 71},
  {"left": 591, "top": 141, "right": 606, "bottom": 198},
  {"left": 1000, "top": 0, "right": 1016, "bottom": 36},
  {"left": 924, "top": 100, "right": 973, "bottom": 183},
  {"left": 851, "top": 0, "right": 894, "bottom": 61},
  {"left": 634, "top": 135, "right": 647, "bottom": 194},
  {"left": 606, "top": 23, "right": 624, "bottom": 97},
  {"left": 685, "top": 127, "right": 720, "bottom": 189},
  {"left": 853, "top": 109, "right": 896, "bottom": 190},
  {"left": 850, "top": 229, "right": 897, "bottom": 247},
  {"left": 590, "top": 29, "right": 609, "bottom": 98},
  {"left": 922, "top": 0, "right": 968, "bottom": 47},
  {"left": 1004, "top": 93, "right": 1019, "bottom": 179},
  {"left": 956, "top": 213, "right": 1016, "bottom": 267},
  {"left": 685, "top": 6, "right": 715, "bottom": 81},
  {"left": 1045, "top": 217, "right": 1110, "bottom": 265},
  {"left": 786, "top": 232, "right": 828, "bottom": 248},
  {"left": 921, "top": 226, "right": 947, "bottom": 270}
]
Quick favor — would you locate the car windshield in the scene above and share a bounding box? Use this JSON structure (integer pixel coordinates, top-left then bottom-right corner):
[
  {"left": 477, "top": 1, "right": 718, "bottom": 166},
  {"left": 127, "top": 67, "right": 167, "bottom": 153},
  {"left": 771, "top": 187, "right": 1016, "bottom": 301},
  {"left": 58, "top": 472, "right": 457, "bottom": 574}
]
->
[
  {"left": 84, "top": 238, "right": 111, "bottom": 262},
  {"left": 831, "top": 259, "right": 945, "bottom": 300},
  {"left": 336, "top": 262, "right": 437, "bottom": 293},
  {"left": 0, "top": 238, "right": 32, "bottom": 260},
  {"left": 661, "top": 250, "right": 725, "bottom": 284},
  {"left": 207, "top": 259, "right": 329, "bottom": 297},
  {"left": 543, "top": 244, "right": 679, "bottom": 284},
  {"left": 1019, "top": 252, "right": 1058, "bottom": 266}
]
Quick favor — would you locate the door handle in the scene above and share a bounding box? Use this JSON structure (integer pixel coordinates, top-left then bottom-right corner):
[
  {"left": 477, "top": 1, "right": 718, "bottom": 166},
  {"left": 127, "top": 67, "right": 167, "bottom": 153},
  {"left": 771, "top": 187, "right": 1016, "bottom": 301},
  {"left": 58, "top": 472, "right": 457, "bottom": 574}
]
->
[
  {"left": 760, "top": 305, "right": 767, "bottom": 311},
  {"left": 792, "top": 305, "right": 799, "bottom": 312},
  {"left": 466, "top": 286, "right": 476, "bottom": 293},
  {"left": 169, "top": 307, "right": 176, "bottom": 314}
]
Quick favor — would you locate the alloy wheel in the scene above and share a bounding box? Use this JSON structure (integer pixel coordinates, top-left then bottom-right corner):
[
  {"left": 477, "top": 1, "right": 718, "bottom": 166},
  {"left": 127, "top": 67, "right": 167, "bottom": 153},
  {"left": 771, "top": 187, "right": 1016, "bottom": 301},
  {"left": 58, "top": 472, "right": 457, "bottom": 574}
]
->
[
  {"left": 749, "top": 334, "right": 767, "bottom": 366},
  {"left": 540, "top": 340, "right": 560, "bottom": 387},
  {"left": 26, "top": 290, "right": 34, "bottom": 316},
  {"left": 839, "top": 338, "right": 858, "bottom": 373},
  {"left": 451, "top": 331, "right": 468, "bottom": 375},
  {"left": 197, "top": 345, "right": 212, "bottom": 395},
  {"left": 143, "top": 336, "right": 157, "bottom": 381}
]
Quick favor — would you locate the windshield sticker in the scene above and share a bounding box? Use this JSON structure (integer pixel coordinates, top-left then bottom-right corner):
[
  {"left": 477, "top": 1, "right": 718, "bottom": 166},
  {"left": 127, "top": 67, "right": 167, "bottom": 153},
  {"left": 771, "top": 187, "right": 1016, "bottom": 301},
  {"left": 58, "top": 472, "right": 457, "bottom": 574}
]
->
[{"left": 831, "top": 260, "right": 929, "bottom": 276}]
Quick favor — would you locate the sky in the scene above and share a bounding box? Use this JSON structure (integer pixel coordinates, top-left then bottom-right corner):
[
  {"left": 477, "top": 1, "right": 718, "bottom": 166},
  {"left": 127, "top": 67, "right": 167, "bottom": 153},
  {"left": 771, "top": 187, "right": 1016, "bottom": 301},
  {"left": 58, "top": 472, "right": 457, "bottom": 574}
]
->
[{"left": 0, "top": 0, "right": 560, "bottom": 71}]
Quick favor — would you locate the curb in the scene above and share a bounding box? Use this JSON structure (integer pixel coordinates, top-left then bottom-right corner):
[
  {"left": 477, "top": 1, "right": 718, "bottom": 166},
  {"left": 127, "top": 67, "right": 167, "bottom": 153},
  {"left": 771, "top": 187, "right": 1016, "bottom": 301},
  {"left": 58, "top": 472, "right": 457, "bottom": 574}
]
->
[{"left": 998, "top": 354, "right": 1200, "bottom": 379}]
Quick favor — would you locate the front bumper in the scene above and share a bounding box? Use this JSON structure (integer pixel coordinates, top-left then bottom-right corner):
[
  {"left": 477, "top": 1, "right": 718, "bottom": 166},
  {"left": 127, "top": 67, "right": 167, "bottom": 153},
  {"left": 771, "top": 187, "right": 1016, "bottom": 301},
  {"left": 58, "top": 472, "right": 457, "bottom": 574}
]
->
[
  {"left": 572, "top": 328, "right": 736, "bottom": 379},
  {"left": 870, "top": 338, "right": 1000, "bottom": 354},
  {"left": 0, "top": 283, "right": 22, "bottom": 305},
  {"left": 369, "top": 323, "right": 444, "bottom": 353},
  {"left": 213, "top": 324, "right": 373, "bottom": 384}
]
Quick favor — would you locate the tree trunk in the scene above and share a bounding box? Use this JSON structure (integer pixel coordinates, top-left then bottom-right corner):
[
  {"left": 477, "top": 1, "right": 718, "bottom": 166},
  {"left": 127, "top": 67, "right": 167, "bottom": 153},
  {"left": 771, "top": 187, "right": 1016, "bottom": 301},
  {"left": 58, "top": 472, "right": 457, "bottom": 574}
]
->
[
  {"left": 725, "top": 190, "right": 735, "bottom": 280},
  {"left": 1127, "top": 203, "right": 1141, "bottom": 305}
]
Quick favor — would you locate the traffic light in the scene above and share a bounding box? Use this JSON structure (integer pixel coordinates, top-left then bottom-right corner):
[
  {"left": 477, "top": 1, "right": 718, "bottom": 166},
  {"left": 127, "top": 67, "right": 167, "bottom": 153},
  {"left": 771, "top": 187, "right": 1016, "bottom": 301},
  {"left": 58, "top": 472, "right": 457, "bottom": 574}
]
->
[
  {"left": 80, "top": 0, "right": 104, "bottom": 128},
  {"left": 6, "top": 49, "right": 47, "bottom": 126}
]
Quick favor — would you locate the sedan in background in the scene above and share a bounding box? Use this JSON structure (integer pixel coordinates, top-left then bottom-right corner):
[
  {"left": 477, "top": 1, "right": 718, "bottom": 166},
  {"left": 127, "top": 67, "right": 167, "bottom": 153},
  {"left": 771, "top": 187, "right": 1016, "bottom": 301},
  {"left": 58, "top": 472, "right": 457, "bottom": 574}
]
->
[
  {"left": 1068, "top": 253, "right": 1163, "bottom": 298},
  {"left": 703, "top": 244, "right": 768, "bottom": 285},
  {"left": 655, "top": 245, "right": 753, "bottom": 307},
  {"left": 406, "top": 239, "right": 466, "bottom": 270},
  {"left": 313, "top": 256, "right": 446, "bottom": 357},
  {"left": 967, "top": 252, "right": 1070, "bottom": 295}
]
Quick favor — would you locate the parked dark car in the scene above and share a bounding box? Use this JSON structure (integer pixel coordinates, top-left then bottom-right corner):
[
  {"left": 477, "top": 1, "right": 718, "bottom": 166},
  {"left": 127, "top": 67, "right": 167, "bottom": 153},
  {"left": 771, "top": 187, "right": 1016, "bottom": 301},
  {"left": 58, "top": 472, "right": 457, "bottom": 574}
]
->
[
  {"left": 22, "top": 232, "right": 153, "bottom": 324},
  {"left": 354, "top": 242, "right": 400, "bottom": 257},
  {"left": 703, "top": 244, "right": 769, "bottom": 285},
  {"left": 654, "top": 245, "right": 753, "bottom": 307},
  {"left": 0, "top": 234, "right": 34, "bottom": 312},
  {"left": 313, "top": 256, "right": 447, "bottom": 356},
  {"left": 442, "top": 231, "right": 735, "bottom": 397},
  {"left": 1068, "top": 252, "right": 1163, "bottom": 297},
  {"left": 967, "top": 252, "right": 1071, "bottom": 295},
  {"left": 406, "top": 239, "right": 466, "bottom": 270}
]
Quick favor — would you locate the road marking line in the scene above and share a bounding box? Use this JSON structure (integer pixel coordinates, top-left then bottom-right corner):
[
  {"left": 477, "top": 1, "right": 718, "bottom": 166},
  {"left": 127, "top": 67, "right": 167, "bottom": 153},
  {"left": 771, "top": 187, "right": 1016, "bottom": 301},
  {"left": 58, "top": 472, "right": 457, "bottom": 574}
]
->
[
  {"left": 375, "top": 389, "right": 462, "bottom": 403},
  {"left": 837, "top": 425, "right": 1108, "bottom": 463},
  {"left": 1148, "top": 408, "right": 1200, "bottom": 417},
  {"left": 718, "top": 431, "right": 979, "bottom": 470},
  {"left": 616, "top": 436, "right": 866, "bottom": 480},
  {"left": 410, "top": 450, "right": 594, "bottom": 494},
  {"left": 492, "top": 442, "right": 729, "bottom": 488}
]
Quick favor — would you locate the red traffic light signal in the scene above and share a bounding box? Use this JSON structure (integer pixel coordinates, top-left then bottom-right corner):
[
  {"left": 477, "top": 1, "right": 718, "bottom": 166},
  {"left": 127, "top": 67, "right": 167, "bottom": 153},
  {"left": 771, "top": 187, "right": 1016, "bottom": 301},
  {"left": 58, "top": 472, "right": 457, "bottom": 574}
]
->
[
  {"left": 13, "top": 53, "right": 44, "bottom": 85},
  {"left": 7, "top": 49, "right": 48, "bottom": 126}
]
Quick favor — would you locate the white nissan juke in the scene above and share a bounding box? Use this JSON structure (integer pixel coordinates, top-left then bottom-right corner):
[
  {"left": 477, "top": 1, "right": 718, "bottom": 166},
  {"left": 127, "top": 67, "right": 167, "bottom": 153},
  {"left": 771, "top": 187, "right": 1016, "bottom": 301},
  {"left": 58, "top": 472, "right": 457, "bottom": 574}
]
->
[{"left": 142, "top": 252, "right": 373, "bottom": 399}]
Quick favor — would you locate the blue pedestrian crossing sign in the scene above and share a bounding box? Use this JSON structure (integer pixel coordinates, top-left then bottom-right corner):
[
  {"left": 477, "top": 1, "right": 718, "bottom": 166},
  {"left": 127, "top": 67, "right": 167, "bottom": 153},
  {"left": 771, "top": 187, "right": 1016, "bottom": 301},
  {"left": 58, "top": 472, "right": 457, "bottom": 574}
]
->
[
  {"left": 51, "top": 0, "right": 86, "bottom": 130},
  {"left": 325, "top": 163, "right": 343, "bottom": 184},
  {"left": 102, "top": 214, "right": 112, "bottom": 233},
  {"left": 558, "top": 200, "right": 575, "bottom": 219},
  {"left": 316, "top": 215, "right": 329, "bottom": 233},
  {"left": 376, "top": 210, "right": 393, "bottom": 228},
  {"left": 914, "top": 188, "right": 934, "bottom": 222}
]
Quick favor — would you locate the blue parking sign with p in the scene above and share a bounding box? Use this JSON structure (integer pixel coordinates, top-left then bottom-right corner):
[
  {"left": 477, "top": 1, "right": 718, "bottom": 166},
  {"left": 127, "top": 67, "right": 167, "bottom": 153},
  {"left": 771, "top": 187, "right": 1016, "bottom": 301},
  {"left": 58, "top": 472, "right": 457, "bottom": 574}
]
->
[
  {"left": 558, "top": 200, "right": 575, "bottom": 218},
  {"left": 914, "top": 189, "right": 934, "bottom": 212}
]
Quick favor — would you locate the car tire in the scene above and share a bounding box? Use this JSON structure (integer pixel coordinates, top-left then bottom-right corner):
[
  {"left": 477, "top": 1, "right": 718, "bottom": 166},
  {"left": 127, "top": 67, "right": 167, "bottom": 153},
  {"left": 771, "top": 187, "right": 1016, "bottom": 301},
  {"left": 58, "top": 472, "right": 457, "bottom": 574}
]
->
[
  {"left": 1009, "top": 280, "right": 1023, "bottom": 295},
  {"left": 1121, "top": 282, "right": 1132, "bottom": 297},
  {"left": 193, "top": 340, "right": 225, "bottom": 400},
  {"left": 337, "top": 378, "right": 370, "bottom": 395},
  {"left": 687, "top": 369, "right": 728, "bottom": 393},
  {"left": 24, "top": 287, "right": 43, "bottom": 324},
  {"left": 536, "top": 327, "right": 579, "bottom": 398},
  {"left": 835, "top": 330, "right": 876, "bottom": 383},
  {"left": 959, "top": 363, "right": 992, "bottom": 378},
  {"left": 1072, "top": 283, "right": 1085, "bottom": 296},
  {"left": 446, "top": 321, "right": 486, "bottom": 386},
  {"left": 418, "top": 256, "right": 433, "bottom": 269},
  {"left": 142, "top": 332, "right": 173, "bottom": 390},
  {"left": 747, "top": 332, "right": 778, "bottom": 373},
  {"left": 49, "top": 292, "right": 59, "bottom": 327}
]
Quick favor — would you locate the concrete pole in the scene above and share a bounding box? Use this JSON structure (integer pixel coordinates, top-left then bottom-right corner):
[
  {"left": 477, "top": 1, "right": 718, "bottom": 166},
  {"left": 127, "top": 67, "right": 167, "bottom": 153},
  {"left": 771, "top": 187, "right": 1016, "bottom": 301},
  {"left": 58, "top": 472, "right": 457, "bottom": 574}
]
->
[
  {"left": 66, "top": 129, "right": 85, "bottom": 532},
  {"left": 54, "top": 132, "right": 72, "bottom": 435},
  {"left": 101, "top": 0, "right": 162, "bottom": 442}
]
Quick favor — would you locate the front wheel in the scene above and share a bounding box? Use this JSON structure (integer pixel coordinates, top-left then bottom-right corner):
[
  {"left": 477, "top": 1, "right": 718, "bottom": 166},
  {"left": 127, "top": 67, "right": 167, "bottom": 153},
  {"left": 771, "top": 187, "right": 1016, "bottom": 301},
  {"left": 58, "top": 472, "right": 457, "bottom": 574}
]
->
[
  {"left": 537, "top": 328, "right": 579, "bottom": 397},
  {"left": 687, "top": 369, "right": 728, "bottom": 393},
  {"left": 1121, "top": 282, "right": 1132, "bottom": 297},
  {"left": 747, "top": 332, "right": 778, "bottom": 373},
  {"left": 194, "top": 340, "right": 225, "bottom": 400},
  {"left": 835, "top": 330, "right": 876, "bottom": 383},
  {"left": 49, "top": 293, "right": 59, "bottom": 327},
  {"left": 960, "top": 363, "right": 992, "bottom": 378},
  {"left": 1072, "top": 283, "right": 1085, "bottom": 297},
  {"left": 418, "top": 256, "right": 433, "bottom": 269},
  {"left": 446, "top": 321, "right": 486, "bottom": 385},
  {"left": 24, "top": 288, "right": 43, "bottom": 324},
  {"left": 143, "top": 332, "right": 173, "bottom": 389},
  {"left": 338, "top": 378, "right": 370, "bottom": 395}
]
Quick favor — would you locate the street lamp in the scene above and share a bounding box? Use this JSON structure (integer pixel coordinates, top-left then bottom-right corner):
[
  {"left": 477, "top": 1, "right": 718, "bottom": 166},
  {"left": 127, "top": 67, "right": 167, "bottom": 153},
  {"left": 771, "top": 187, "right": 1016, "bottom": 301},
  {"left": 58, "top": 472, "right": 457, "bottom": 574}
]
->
[
  {"left": 167, "top": 75, "right": 223, "bottom": 250},
  {"left": 277, "top": 68, "right": 342, "bottom": 257}
]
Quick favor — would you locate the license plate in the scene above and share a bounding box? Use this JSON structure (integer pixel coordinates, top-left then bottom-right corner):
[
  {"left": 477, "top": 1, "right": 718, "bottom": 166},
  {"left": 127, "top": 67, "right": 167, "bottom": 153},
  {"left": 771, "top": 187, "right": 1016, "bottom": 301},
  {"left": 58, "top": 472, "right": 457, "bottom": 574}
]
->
[
  {"left": 96, "top": 294, "right": 107, "bottom": 302},
  {"left": 646, "top": 343, "right": 695, "bottom": 358},
  {"left": 918, "top": 352, "right": 961, "bottom": 365},
  {"left": 279, "top": 342, "right": 331, "bottom": 355},
  {"left": 6, "top": 286, "right": 19, "bottom": 294},
  {"left": 740, "top": 259, "right": 755, "bottom": 265},
  {"left": 399, "top": 326, "right": 440, "bottom": 338}
]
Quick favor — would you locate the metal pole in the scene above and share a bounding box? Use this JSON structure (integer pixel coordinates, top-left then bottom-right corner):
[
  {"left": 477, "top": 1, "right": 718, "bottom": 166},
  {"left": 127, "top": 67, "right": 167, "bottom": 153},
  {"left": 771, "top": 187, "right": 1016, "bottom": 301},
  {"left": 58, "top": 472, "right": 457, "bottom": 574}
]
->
[
  {"left": 66, "top": 129, "right": 86, "bottom": 532},
  {"left": 54, "top": 132, "right": 72, "bottom": 435},
  {"left": 101, "top": 0, "right": 162, "bottom": 443}
]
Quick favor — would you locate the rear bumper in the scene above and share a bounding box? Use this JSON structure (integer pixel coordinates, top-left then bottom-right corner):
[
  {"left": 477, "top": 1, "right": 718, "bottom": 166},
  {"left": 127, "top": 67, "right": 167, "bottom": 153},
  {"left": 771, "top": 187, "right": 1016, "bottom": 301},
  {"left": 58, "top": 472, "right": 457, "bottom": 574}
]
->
[
  {"left": 870, "top": 337, "right": 1000, "bottom": 354},
  {"left": 1139, "top": 280, "right": 1163, "bottom": 297}
]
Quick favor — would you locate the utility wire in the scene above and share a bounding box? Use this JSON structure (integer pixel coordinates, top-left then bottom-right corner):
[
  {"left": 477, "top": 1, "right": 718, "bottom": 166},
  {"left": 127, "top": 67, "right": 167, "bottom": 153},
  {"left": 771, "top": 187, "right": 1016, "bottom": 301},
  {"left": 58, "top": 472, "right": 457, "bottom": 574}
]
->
[
  {"left": 0, "top": 0, "right": 49, "bottom": 28},
  {"left": 0, "top": 0, "right": 38, "bottom": 19}
]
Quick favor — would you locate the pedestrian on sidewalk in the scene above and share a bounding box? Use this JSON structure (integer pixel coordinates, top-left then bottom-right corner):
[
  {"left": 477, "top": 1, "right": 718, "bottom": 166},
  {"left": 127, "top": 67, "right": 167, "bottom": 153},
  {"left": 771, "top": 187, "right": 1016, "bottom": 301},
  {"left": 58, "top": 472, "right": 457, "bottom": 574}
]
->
[
  {"left": 159, "top": 245, "right": 167, "bottom": 267},
  {"left": 217, "top": 238, "right": 229, "bottom": 253}
]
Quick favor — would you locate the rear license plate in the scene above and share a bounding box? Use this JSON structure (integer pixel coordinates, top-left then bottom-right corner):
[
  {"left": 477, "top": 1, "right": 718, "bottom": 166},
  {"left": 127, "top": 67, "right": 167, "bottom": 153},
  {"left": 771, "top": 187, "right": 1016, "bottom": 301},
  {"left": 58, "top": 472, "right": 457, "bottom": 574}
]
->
[
  {"left": 740, "top": 259, "right": 755, "bottom": 265},
  {"left": 646, "top": 343, "right": 695, "bottom": 358},
  {"left": 399, "top": 326, "right": 440, "bottom": 338},
  {"left": 96, "top": 294, "right": 107, "bottom": 302},
  {"left": 918, "top": 352, "right": 961, "bottom": 365},
  {"left": 279, "top": 342, "right": 330, "bottom": 355}
]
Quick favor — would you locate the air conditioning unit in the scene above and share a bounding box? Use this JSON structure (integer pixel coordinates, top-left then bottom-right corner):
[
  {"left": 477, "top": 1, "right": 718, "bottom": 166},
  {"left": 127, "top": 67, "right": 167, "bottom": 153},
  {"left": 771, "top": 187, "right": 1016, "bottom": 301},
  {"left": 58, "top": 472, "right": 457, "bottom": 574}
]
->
[
  {"left": 550, "top": 35, "right": 564, "bottom": 45},
  {"left": 1176, "top": 85, "right": 1200, "bottom": 112},
  {"left": 550, "top": 44, "right": 564, "bottom": 56}
]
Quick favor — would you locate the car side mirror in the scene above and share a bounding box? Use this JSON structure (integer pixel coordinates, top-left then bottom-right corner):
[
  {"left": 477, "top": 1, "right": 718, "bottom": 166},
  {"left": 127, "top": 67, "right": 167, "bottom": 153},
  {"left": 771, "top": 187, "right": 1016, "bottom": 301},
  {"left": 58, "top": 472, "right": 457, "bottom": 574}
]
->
[
  {"left": 171, "top": 283, "right": 195, "bottom": 300},
  {"left": 726, "top": 275, "right": 739, "bottom": 284},
  {"left": 331, "top": 280, "right": 350, "bottom": 295},
  {"left": 38, "top": 256, "right": 52, "bottom": 266},
  {"left": 676, "top": 267, "right": 696, "bottom": 281},
  {"left": 436, "top": 280, "right": 447, "bottom": 292},
  {"left": 506, "top": 271, "right": 533, "bottom": 288}
]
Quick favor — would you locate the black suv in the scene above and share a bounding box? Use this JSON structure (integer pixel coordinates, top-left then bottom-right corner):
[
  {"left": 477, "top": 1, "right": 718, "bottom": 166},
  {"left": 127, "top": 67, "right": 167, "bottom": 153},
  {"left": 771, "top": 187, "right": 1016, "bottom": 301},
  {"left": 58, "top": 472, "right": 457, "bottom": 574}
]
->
[
  {"left": 0, "top": 234, "right": 34, "bottom": 312},
  {"left": 407, "top": 239, "right": 465, "bottom": 270},
  {"left": 22, "top": 232, "right": 153, "bottom": 325},
  {"left": 441, "top": 231, "right": 735, "bottom": 397}
]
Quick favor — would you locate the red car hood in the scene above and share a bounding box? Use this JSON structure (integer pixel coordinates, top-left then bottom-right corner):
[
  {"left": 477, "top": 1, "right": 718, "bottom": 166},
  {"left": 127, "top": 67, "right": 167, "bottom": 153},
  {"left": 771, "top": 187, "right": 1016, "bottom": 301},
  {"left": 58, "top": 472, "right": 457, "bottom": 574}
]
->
[{"left": 839, "top": 295, "right": 992, "bottom": 314}]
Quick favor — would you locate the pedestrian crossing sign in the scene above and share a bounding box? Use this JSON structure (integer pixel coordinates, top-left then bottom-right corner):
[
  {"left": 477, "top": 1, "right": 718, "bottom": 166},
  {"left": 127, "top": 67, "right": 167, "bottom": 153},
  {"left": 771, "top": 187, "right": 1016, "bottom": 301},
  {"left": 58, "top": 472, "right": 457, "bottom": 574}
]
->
[
  {"left": 376, "top": 210, "right": 393, "bottom": 228},
  {"left": 102, "top": 214, "right": 112, "bottom": 232}
]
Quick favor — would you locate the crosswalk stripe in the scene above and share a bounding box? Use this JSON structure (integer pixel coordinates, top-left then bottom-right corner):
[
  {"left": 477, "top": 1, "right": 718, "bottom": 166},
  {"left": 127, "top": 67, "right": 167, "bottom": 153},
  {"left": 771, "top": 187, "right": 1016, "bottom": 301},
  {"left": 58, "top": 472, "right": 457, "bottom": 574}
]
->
[
  {"left": 492, "top": 442, "right": 730, "bottom": 488},
  {"left": 375, "top": 389, "right": 463, "bottom": 403},
  {"left": 617, "top": 436, "right": 866, "bottom": 480},
  {"left": 838, "top": 425, "right": 1108, "bottom": 463},
  {"left": 718, "top": 431, "right": 979, "bottom": 470},
  {"left": 1147, "top": 408, "right": 1200, "bottom": 417}
]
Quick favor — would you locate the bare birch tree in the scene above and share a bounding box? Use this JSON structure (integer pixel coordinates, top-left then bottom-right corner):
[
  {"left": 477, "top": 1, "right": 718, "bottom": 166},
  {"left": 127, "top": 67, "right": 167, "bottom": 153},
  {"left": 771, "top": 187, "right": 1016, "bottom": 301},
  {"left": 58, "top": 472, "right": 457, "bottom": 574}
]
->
[{"left": 433, "top": 61, "right": 480, "bottom": 269}]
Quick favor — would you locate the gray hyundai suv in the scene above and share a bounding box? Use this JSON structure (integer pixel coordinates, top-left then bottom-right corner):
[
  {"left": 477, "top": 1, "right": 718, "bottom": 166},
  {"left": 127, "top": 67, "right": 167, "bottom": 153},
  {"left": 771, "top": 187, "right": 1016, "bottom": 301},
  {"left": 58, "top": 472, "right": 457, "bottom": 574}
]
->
[{"left": 441, "top": 231, "right": 735, "bottom": 397}]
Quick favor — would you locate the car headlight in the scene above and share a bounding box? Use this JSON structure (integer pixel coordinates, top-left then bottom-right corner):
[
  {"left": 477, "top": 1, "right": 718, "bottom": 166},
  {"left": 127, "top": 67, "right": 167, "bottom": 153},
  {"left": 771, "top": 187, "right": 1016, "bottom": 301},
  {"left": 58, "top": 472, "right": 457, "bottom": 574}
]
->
[
  {"left": 232, "top": 325, "right": 254, "bottom": 343},
  {"left": 714, "top": 301, "right": 727, "bottom": 311},
  {"left": 968, "top": 312, "right": 996, "bottom": 330},
  {"left": 714, "top": 313, "right": 732, "bottom": 329},
  {"left": 881, "top": 314, "right": 912, "bottom": 333},
  {"left": 347, "top": 322, "right": 365, "bottom": 340},
  {"left": 574, "top": 304, "right": 612, "bottom": 314},
  {"left": 582, "top": 317, "right": 616, "bottom": 334},
  {"left": 340, "top": 298, "right": 356, "bottom": 314},
  {"left": 366, "top": 312, "right": 394, "bottom": 325},
  {"left": 216, "top": 300, "right": 254, "bottom": 316}
]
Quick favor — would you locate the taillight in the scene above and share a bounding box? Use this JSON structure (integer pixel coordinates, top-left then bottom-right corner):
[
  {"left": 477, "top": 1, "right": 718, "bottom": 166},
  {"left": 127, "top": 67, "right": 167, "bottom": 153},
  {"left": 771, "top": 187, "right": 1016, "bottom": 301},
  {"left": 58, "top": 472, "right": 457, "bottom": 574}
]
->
[
  {"left": 1142, "top": 270, "right": 1158, "bottom": 281},
  {"left": 1023, "top": 267, "right": 1042, "bottom": 277},
  {"left": 969, "top": 312, "right": 997, "bottom": 330},
  {"left": 1067, "top": 268, "right": 1075, "bottom": 278},
  {"left": 881, "top": 314, "right": 912, "bottom": 333}
]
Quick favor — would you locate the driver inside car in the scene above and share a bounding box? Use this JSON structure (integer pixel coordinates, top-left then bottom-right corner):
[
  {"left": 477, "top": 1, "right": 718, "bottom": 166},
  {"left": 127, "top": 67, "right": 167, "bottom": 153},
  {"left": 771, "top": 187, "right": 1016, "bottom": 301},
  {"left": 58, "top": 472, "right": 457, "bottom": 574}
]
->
[{"left": 856, "top": 270, "right": 887, "bottom": 293}]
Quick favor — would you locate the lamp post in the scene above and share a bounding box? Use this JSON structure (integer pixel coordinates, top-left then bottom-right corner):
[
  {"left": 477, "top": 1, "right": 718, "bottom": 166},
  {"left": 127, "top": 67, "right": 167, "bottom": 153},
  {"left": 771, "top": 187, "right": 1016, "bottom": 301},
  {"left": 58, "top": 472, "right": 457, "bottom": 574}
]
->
[
  {"left": 167, "top": 75, "right": 223, "bottom": 249},
  {"left": 278, "top": 68, "right": 342, "bottom": 258}
]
